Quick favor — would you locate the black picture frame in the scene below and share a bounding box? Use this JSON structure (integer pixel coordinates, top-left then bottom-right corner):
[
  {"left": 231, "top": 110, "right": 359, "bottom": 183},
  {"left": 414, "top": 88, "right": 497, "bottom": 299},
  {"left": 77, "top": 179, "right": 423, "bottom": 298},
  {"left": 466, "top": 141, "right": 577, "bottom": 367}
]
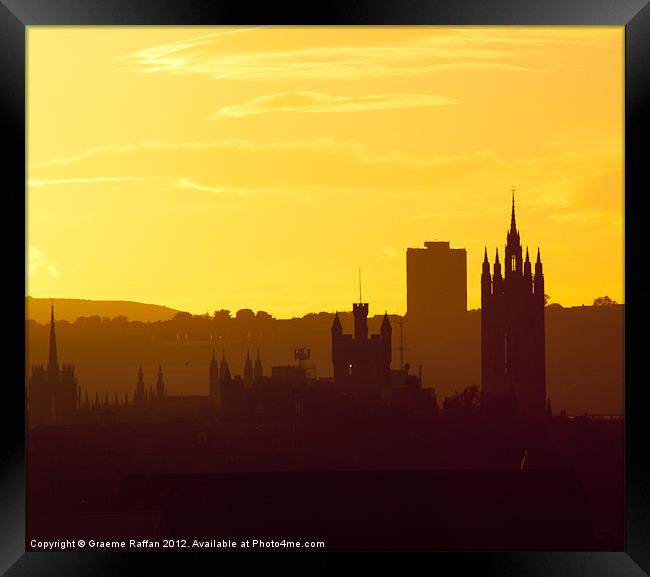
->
[{"left": 1, "top": 0, "right": 648, "bottom": 573}]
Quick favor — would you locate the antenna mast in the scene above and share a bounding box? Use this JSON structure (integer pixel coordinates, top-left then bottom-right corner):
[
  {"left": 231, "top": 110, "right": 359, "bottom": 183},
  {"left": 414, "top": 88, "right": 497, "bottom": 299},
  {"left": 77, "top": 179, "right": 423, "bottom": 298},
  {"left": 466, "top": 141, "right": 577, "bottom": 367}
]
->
[{"left": 358, "top": 266, "right": 362, "bottom": 302}]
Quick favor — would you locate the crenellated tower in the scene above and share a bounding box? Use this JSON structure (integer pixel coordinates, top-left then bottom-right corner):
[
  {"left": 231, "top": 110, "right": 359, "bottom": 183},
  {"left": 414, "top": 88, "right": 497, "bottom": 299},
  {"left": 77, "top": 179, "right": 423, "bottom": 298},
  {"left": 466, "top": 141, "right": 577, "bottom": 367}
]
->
[{"left": 331, "top": 301, "right": 392, "bottom": 390}]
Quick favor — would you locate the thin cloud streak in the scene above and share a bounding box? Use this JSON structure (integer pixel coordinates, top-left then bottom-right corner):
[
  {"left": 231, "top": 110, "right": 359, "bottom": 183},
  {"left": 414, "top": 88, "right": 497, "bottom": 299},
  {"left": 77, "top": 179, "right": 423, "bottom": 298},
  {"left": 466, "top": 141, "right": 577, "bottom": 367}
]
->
[
  {"left": 27, "top": 176, "right": 145, "bottom": 187},
  {"left": 212, "top": 91, "right": 457, "bottom": 118},
  {"left": 176, "top": 178, "right": 267, "bottom": 195},
  {"left": 121, "top": 31, "right": 549, "bottom": 81}
]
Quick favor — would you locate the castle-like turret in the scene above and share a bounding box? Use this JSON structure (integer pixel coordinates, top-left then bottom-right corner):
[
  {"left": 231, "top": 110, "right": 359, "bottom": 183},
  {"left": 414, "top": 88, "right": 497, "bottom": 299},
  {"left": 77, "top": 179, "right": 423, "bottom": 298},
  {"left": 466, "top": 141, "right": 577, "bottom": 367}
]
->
[{"left": 331, "top": 301, "right": 392, "bottom": 390}]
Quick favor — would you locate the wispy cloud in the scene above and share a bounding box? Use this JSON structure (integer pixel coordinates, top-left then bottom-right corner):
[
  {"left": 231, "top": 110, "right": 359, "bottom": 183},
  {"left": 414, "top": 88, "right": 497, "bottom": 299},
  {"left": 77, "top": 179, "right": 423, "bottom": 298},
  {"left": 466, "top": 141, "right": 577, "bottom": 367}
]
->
[
  {"left": 121, "top": 30, "right": 552, "bottom": 81},
  {"left": 117, "top": 27, "right": 269, "bottom": 71},
  {"left": 28, "top": 138, "right": 621, "bottom": 220},
  {"left": 212, "top": 91, "right": 456, "bottom": 118},
  {"left": 27, "top": 246, "right": 59, "bottom": 278},
  {"left": 27, "top": 176, "right": 144, "bottom": 187},
  {"left": 176, "top": 178, "right": 266, "bottom": 195}
]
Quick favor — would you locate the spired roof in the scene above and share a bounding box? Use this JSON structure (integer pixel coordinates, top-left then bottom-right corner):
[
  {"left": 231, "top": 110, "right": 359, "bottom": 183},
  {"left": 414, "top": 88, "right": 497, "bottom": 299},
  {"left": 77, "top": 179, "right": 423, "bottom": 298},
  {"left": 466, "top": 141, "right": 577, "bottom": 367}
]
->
[{"left": 48, "top": 302, "right": 58, "bottom": 371}]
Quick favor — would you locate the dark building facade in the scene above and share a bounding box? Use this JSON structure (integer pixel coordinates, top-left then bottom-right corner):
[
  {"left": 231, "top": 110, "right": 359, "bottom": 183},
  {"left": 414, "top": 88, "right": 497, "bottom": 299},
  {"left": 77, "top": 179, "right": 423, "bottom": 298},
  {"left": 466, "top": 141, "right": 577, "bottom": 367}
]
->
[
  {"left": 481, "top": 196, "right": 546, "bottom": 422},
  {"left": 331, "top": 302, "right": 392, "bottom": 389},
  {"left": 407, "top": 241, "right": 467, "bottom": 318},
  {"left": 406, "top": 241, "right": 469, "bottom": 395},
  {"left": 28, "top": 305, "right": 79, "bottom": 429}
]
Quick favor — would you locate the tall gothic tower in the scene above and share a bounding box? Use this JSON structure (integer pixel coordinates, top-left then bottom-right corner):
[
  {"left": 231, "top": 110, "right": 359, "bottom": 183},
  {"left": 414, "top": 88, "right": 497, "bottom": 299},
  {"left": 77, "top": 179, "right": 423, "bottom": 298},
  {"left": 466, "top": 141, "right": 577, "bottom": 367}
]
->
[
  {"left": 481, "top": 194, "right": 546, "bottom": 422},
  {"left": 134, "top": 364, "right": 146, "bottom": 404},
  {"left": 28, "top": 303, "right": 79, "bottom": 428}
]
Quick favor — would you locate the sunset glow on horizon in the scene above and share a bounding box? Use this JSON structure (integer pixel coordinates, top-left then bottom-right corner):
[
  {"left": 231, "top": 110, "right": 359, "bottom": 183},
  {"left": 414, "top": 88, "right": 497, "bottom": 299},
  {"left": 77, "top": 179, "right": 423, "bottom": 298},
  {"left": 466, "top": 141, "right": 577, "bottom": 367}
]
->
[{"left": 27, "top": 26, "right": 624, "bottom": 317}]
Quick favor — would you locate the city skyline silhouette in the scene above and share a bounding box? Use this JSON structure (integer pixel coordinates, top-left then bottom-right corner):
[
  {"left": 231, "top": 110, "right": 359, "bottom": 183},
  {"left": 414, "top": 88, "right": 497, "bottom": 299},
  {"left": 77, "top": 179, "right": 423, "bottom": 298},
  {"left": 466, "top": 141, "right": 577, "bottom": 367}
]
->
[{"left": 24, "top": 26, "right": 625, "bottom": 552}]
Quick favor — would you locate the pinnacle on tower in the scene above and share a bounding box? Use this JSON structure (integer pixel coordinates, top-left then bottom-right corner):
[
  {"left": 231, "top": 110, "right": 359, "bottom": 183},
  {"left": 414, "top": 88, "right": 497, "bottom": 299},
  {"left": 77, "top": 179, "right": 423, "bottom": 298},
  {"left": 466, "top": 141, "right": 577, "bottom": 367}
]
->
[
  {"left": 510, "top": 188, "right": 517, "bottom": 233},
  {"left": 536, "top": 247, "right": 541, "bottom": 263},
  {"left": 48, "top": 302, "right": 59, "bottom": 374},
  {"left": 381, "top": 311, "right": 391, "bottom": 330},
  {"left": 331, "top": 311, "right": 342, "bottom": 332},
  {"left": 483, "top": 247, "right": 488, "bottom": 262},
  {"left": 525, "top": 247, "right": 530, "bottom": 262}
]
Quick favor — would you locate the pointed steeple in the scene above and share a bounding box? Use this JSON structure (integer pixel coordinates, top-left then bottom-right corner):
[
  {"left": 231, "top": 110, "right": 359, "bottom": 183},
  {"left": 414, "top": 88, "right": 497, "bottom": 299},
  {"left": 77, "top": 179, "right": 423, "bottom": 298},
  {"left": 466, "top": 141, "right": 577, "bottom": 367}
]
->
[
  {"left": 331, "top": 311, "right": 342, "bottom": 334},
  {"left": 244, "top": 348, "right": 254, "bottom": 386},
  {"left": 48, "top": 302, "right": 59, "bottom": 376},
  {"left": 219, "top": 349, "right": 230, "bottom": 382},
  {"left": 381, "top": 311, "right": 391, "bottom": 332},
  {"left": 523, "top": 246, "right": 532, "bottom": 284},
  {"left": 535, "top": 247, "right": 543, "bottom": 276},
  {"left": 254, "top": 347, "right": 263, "bottom": 379},
  {"left": 510, "top": 187, "right": 517, "bottom": 234},
  {"left": 482, "top": 247, "right": 490, "bottom": 274},
  {"left": 493, "top": 248, "right": 502, "bottom": 279},
  {"left": 156, "top": 364, "right": 165, "bottom": 397},
  {"left": 534, "top": 246, "right": 544, "bottom": 301}
]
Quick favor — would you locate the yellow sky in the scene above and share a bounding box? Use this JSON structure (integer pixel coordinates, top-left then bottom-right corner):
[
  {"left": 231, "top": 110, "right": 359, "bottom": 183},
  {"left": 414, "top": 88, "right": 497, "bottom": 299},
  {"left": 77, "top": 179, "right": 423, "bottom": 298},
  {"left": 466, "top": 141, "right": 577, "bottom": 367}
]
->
[{"left": 27, "top": 27, "right": 624, "bottom": 317}]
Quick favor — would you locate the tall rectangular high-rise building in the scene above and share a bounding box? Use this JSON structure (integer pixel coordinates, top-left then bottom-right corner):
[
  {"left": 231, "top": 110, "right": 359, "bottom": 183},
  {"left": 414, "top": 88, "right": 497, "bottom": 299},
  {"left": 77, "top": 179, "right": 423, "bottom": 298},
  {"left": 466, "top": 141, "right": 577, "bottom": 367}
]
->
[
  {"left": 406, "top": 241, "right": 467, "bottom": 323},
  {"left": 405, "top": 241, "right": 469, "bottom": 398}
]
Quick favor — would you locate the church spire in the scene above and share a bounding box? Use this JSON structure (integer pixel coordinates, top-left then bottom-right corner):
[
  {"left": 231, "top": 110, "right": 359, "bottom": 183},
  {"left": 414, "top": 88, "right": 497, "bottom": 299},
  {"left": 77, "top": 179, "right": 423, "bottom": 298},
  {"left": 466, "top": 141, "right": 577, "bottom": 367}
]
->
[
  {"left": 48, "top": 301, "right": 59, "bottom": 376},
  {"left": 510, "top": 187, "right": 517, "bottom": 234}
]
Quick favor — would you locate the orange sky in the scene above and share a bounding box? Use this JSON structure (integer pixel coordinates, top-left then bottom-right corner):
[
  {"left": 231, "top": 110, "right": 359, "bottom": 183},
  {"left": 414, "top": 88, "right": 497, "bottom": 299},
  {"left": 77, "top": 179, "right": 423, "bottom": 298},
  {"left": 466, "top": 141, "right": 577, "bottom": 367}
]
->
[{"left": 27, "top": 27, "right": 624, "bottom": 317}]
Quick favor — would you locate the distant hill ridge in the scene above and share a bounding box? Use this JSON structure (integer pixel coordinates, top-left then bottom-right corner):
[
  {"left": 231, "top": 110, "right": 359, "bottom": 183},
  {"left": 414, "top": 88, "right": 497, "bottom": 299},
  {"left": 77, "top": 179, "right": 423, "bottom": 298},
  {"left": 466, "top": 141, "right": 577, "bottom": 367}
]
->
[{"left": 26, "top": 297, "right": 183, "bottom": 324}]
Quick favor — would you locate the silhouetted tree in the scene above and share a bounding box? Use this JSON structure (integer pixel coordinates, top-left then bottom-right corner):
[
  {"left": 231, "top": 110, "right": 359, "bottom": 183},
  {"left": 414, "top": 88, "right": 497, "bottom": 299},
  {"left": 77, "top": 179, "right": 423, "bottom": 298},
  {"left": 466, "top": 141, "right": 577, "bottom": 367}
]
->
[
  {"left": 256, "top": 310, "right": 273, "bottom": 320},
  {"left": 213, "top": 309, "right": 231, "bottom": 321},
  {"left": 74, "top": 315, "right": 102, "bottom": 326},
  {"left": 593, "top": 295, "right": 617, "bottom": 307},
  {"left": 173, "top": 312, "right": 193, "bottom": 321},
  {"left": 443, "top": 385, "right": 481, "bottom": 419},
  {"left": 236, "top": 308, "right": 255, "bottom": 320}
]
